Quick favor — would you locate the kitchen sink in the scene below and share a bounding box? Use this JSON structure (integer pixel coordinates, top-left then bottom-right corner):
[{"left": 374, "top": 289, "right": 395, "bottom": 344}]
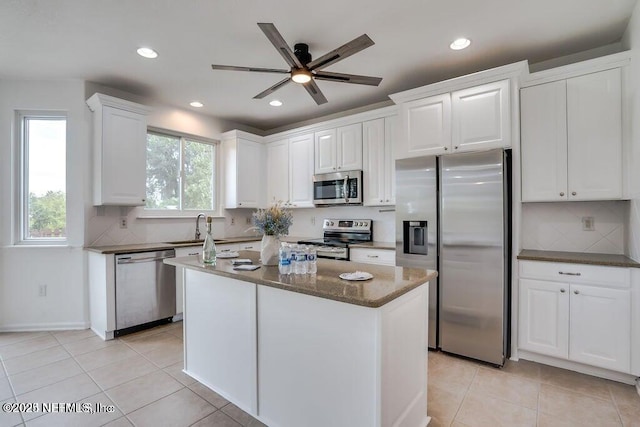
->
[
  {"left": 165, "top": 239, "right": 228, "bottom": 245},
  {"left": 166, "top": 239, "right": 205, "bottom": 245}
]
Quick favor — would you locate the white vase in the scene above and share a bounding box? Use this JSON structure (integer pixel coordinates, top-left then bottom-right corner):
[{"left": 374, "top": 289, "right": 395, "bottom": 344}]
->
[{"left": 260, "top": 234, "right": 280, "bottom": 266}]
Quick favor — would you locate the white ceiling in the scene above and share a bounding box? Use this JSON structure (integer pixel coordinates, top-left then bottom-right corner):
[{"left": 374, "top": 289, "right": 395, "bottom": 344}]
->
[{"left": 1, "top": 0, "right": 637, "bottom": 131}]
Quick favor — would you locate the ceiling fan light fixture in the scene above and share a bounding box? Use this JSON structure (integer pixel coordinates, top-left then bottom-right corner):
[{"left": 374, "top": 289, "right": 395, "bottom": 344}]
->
[
  {"left": 137, "top": 47, "right": 158, "bottom": 59},
  {"left": 269, "top": 100, "right": 283, "bottom": 107},
  {"left": 450, "top": 38, "right": 471, "bottom": 50},
  {"left": 291, "top": 69, "right": 312, "bottom": 84}
]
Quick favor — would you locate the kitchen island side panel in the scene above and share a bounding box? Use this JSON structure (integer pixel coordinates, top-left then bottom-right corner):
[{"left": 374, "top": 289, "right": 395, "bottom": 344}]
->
[{"left": 257, "top": 283, "right": 429, "bottom": 427}]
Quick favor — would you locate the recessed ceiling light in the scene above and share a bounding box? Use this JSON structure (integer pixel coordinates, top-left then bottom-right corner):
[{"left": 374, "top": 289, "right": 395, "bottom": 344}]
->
[
  {"left": 190, "top": 101, "right": 204, "bottom": 108},
  {"left": 137, "top": 47, "right": 158, "bottom": 59},
  {"left": 450, "top": 38, "right": 471, "bottom": 50},
  {"left": 269, "top": 100, "right": 283, "bottom": 107}
]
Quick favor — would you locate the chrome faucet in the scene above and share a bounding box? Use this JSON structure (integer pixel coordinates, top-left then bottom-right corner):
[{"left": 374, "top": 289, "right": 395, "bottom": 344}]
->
[{"left": 195, "top": 213, "right": 206, "bottom": 240}]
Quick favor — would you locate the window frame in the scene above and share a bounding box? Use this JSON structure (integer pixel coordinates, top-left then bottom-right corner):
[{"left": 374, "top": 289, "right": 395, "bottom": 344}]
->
[
  {"left": 15, "top": 111, "right": 68, "bottom": 246},
  {"left": 141, "top": 127, "right": 222, "bottom": 218}
]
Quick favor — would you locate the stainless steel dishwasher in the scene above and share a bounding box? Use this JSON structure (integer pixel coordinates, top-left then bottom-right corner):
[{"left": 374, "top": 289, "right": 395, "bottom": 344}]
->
[{"left": 115, "top": 249, "right": 176, "bottom": 335}]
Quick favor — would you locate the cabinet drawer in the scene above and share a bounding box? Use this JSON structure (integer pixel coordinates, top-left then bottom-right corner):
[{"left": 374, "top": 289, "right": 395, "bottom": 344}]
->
[
  {"left": 175, "top": 246, "right": 202, "bottom": 257},
  {"left": 350, "top": 248, "right": 395, "bottom": 266},
  {"left": 519, "top": 260, "right": 630, "bottom": 288}
]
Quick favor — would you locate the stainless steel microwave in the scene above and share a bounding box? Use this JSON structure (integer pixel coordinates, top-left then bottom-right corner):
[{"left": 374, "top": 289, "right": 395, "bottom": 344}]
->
[{"left": 313, "top": 170, "right": 362, "bottom": 206}]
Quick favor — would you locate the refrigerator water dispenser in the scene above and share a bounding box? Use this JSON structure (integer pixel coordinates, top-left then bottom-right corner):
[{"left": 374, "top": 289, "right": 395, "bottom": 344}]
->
[{"left": 403, "top": 221, "right": 428, "bottom": 255}]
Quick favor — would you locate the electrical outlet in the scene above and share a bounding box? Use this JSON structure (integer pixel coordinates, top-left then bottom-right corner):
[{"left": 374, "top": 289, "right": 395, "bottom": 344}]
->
[
  {"left": 230, "top": 217, "right": 235, "bottom": 226},
  {"left": 311, "top": 216, "right": 316, "bottom": 225},
  {"left": 246, "top": 217, "right": 252, "bottom": 225},
  {"left": 119, "top": 217, "right": 127, "bottom": 229},
  {"left": 582, "top": 216, "right": 595, "bottom": 231},
  {"left": 38, "top": 284, "right": 47, "bottom": 297}
]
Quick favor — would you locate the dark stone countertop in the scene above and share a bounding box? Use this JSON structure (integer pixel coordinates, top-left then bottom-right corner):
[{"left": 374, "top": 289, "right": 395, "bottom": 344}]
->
[
  {"left": 518, "top": 249, "right": 640, "bottom": 268},
  {"left": 165, "top": 251, "right": 436, "bottom": 308}
]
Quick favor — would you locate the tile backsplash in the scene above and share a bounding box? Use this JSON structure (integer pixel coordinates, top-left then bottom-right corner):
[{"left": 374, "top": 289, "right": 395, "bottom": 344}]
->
[{"left": 521, "top": 201, "right": 628, "bottom": 254}]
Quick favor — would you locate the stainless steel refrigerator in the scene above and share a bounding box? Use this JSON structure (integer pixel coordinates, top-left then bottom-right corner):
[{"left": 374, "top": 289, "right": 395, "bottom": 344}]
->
[{"left": 396, "top": 149, "right": 510, "bottom": 366}]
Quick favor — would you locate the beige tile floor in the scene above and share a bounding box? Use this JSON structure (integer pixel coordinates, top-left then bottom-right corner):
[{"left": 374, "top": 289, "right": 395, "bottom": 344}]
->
[
  {"left": 428, "top": 350, "right": 640, "bottom": 427},
  {"left": 1, "top": 323, "right": 638, "bottom": 427}
]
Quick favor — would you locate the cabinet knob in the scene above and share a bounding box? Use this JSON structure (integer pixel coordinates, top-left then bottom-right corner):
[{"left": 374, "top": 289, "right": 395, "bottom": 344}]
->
[
  {"left": 444, "top": 147, "right": 448, "bottom": 151},
  {"left": 559, "top": 192, "right": 565, "bottom": 196},
  {"left": 454, "top": 146, "right": 458, "bottom": 150},
  {"left": 380, "top": 199, "right": 383, "bottom": 202},
  {"left": 337, "top": 166, "right": 341, "bottom": 169},
  {"left": 574, "top": 290, "right": 580, "bottom": 295},
  {"left": 572, "top": 191, "right": 577, "bottom": 196},
  {"left": 560, "top": 288, "right": 566, "bottom": 293},
  {"left": 386, "top": 199, "right": 389, "bottom": 202}
]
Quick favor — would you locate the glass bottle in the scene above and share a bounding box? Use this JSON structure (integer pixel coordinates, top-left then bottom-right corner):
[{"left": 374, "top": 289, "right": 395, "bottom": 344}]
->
[{"left": 202, "top": 216, "right": 217, "bottom": 265}]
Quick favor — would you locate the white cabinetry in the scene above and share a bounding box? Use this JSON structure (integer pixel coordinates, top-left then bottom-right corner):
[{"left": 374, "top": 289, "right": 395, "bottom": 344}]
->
[
  {"left": 314, "top": 123, "right": 362, "bottom": 174},
  {"left": 394, "top": 80, "right": 510, "bottom": 159},
  {"left": 363, "top": 116, "right": 397, "bottom": 206},
  {"left": 266, "top": 139, "right": 289, "bottom": 204},
  {"left": 521, "top": 68, "right": 622, "bottom": 201},
  {"left": 266, "top": 134, "right": 314, "bottom": 208},
  {"left": 451, "top": 80, "right": 510, "bottom": 152},
  {"left": 350, "top": 247, "right": 395, "bottom": 266},
  {"left": 399, "top": 94, "right": 451, "bottom": 157},
  {"left": 518, "top": 261, "right": 631, "bottom": 373},
  {"left": 86, "top": 93, "right": 152, "bottom": 206},
  {"left": 288, "top": 134, "right": 315, "bottom": 207},
  {"left": 223, "top": 132, "right": 265, "bottom": 208}
]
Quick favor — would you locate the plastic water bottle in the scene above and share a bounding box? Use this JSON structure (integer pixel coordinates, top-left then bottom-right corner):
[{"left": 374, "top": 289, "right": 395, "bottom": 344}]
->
[
  {"left": 307, "top": 246, "right": 317, "bottom": 274},
  {"left": 294, "top": 245, "right": 308, "bottom": 275},
  {"left": 202, "top": 216, "right": 216, "bottom": 265},
  {"left": 278, "top": 243, "right": 291, "bottom": 275}
]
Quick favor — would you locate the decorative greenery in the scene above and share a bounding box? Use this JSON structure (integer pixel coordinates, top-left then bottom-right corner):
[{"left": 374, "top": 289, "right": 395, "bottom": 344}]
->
[{"left": 249, "top": 202, "right": 293, "bottom": 237}]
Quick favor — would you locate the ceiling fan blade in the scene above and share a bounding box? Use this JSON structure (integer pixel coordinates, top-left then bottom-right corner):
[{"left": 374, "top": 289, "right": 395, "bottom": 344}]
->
[
  {"left": 257, "top": 23, "right": 303, "bottom": 69},
  {"left": 313, "top": 71, "right": 382, "bottom": 86},
  {"left": 253, "top": 77, "right": 292, "bottom": 99},
  {"left": 306, "top": 34, "right": 374, "bottom": 71},
  {"left": 303, "top": 79, "right": 328, "bottom": 105},
  {"left": 211, "top": 64, "right": 289, "bottom": 74}
]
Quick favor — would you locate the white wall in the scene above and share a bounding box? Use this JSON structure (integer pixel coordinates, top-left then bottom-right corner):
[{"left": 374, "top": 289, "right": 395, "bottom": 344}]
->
[
  {"left": 0, "top": 79, "right": 91, "bottom": 330},
  {"left": 521, "top": 201, "right": 628, "bottom": 254},
  {"left": 622, "top": 1, "right": 640, "bottom": 262}
]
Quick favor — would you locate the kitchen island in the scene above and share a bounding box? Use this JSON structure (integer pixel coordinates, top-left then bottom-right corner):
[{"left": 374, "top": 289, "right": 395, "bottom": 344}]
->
[{"left": 165, "top": 252, "right": 436, "bottom": 427}]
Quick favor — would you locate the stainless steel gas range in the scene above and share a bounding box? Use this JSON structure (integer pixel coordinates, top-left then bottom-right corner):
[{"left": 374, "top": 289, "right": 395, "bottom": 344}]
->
[{"left": 298, "top": 219, "right": 372, "bottom": 260}]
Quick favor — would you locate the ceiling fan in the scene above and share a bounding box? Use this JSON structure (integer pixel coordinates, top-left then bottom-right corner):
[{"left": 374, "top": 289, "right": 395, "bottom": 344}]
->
[{"left": 211, "top": 23, "right": 382, "bottom": 105}]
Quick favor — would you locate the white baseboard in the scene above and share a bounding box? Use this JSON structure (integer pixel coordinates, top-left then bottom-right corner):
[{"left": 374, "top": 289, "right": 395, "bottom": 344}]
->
[
  {"left": 518, "top": 350, "right": 637, "bottom": 385},
  {"left": 0, "top": 321, "right": 90, "bottom": 332}
]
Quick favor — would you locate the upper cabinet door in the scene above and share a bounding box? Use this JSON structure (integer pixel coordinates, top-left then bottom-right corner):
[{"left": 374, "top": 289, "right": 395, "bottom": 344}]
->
[
  {"left": 87, "top": 93, "right": 151, "bottom": 206},
  {"left": 314, "top": 129, "right": 337, "bottom": 174},
  {"left": 521, "top": 80, "right": 568, "bottom": 201},
  {"left": 336, "top": 123, "right": 363, "bottom": 171},
  {"left": 384, "top": 115, "right": 397, "bottom": 205},
  {"left": 452, "top": 79, "right": 510, "bottom": 153},
  {"left": 236, "top": 139, "right": 264, "bottom": 208},
  {"left": 567, "top": 68, "right": 622, "bottom": 200},
  {"left": 289, "top": 133, "right": 314, "bottom": 208},
  {"left": 362, "top": 118, "right": 386, "bottom": 206},
  {"left": 266, "top": 140, "right": 289, "bottom": 206},
  {"left": 100, "top": 106, "right": 148, "bottom": 205},
  {"left": 397, "top": 93, "right": 451, "bottom": 159}
]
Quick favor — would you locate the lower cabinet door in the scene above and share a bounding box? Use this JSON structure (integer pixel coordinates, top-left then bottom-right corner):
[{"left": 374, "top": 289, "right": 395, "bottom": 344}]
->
[
  {"left": 518, "top": 279, "right": 569, "bottom": 358},
  {"left": 569, "top": 284, "right": 631, "bottom": 373}
]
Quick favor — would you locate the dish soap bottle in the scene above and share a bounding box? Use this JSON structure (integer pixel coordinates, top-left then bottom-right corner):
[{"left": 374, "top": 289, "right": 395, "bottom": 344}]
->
[{"left": 202, "top": 216, "right": 216, "bottom": 265}]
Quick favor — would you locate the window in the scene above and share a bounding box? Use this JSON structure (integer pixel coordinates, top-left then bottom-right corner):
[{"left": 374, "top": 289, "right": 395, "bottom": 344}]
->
[
  {"left": 145, "top": 130, "right": 217, "bottom": 211},
  {"left": 20, "top": 114, "right": 67, "bottom": 242}
]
